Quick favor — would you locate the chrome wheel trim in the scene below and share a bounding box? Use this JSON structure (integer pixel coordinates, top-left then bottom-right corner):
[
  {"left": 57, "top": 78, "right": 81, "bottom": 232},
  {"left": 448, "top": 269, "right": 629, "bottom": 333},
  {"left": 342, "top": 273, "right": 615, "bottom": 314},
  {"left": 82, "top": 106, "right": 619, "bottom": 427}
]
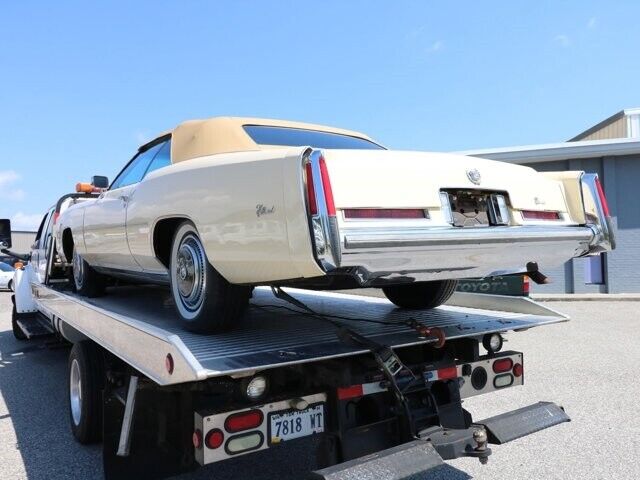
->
[
  {"left": 174, "top": 233, "right": 206, "bottom": 315},
  {"left": 72, "top": 249, "right": 84, "bottom": 289},
  {"left": 69, "top": 358, "right": 82, "bottom": 426}
]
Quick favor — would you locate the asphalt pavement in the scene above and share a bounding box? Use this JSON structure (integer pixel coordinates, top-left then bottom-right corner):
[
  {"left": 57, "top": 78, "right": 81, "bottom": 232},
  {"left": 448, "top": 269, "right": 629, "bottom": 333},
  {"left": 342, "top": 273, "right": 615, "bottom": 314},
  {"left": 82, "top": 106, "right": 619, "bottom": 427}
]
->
[{"left": 0, "top": 290, "right": 638, "bottom": 479}]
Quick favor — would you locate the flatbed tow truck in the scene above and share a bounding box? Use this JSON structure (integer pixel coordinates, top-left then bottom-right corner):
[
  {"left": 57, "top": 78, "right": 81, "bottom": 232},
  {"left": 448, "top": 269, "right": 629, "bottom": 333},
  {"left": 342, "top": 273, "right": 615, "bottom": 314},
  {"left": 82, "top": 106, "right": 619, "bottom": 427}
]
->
[{"left": 1, "top": 198, "right": 575, "bottom": 480}]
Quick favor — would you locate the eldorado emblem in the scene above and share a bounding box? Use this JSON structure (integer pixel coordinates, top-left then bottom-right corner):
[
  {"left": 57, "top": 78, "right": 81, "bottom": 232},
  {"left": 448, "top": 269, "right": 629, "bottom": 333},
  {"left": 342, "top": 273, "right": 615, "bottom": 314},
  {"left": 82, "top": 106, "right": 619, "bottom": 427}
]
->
[{"left": 467, "top": 168, "right": 481, "bottom": 185}]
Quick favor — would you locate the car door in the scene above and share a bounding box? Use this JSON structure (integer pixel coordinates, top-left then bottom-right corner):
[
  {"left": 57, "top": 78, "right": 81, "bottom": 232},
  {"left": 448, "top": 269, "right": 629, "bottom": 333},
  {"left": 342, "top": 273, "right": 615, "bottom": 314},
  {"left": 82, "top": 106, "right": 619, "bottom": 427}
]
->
[{"left": 83, "top": 143, "right": 164, "bottom": 271}]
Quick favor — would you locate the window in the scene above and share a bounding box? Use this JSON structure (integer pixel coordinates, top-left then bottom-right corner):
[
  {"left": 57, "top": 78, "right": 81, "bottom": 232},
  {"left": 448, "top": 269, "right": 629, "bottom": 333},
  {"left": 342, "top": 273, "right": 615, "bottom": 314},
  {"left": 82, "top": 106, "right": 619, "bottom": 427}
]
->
[
  {"left": 110, "top": 142, "right": 164, "bottom": 190},
  {"left": 34, "top": 213, "right": 49, "bottom": 243},
  {"left": 243, "top": 125, "right": 385, "bottom": 150},
  {"left": 0, "top": 262, "right": 13, "bottom": 272},
  {"left": 38, "top": 210, "right": 54, "bottom": 249},
  {"left": 143, "top": 140, "right": 171, "bottom": 178}
]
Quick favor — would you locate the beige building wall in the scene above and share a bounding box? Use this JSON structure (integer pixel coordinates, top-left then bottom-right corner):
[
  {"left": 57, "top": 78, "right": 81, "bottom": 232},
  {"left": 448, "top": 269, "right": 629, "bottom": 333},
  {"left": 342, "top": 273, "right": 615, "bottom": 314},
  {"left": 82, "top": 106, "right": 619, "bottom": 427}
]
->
[{"left": 578, "top": 116, "right": 628, "bottom": 141}]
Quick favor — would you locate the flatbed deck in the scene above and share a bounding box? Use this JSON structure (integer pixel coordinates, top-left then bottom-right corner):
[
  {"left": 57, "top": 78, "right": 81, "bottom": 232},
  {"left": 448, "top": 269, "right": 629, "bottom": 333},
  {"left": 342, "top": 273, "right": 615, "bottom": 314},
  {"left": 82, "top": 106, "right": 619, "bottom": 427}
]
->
[{"left": 32, "top": 284, "right": 568, "bottom": 386}]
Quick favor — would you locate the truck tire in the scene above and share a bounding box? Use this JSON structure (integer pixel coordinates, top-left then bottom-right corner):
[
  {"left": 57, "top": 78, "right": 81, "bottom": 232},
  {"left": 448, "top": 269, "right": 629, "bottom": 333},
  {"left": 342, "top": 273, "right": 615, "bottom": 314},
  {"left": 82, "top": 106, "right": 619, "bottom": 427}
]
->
[
  {"left": 11, "top": 301, "right": 27, "bottom": 341},
  {"left": 72, "top": 247, "right": 105, "bottom": 297},
  {"left": 170, "top": 221, "right": 251, "bottom": 333},
  {"left": 382, "top": 280, "right": 458, "bottom": 309},
  {"left": 68, "top": 341, "right": 105, "bottom": 444}
]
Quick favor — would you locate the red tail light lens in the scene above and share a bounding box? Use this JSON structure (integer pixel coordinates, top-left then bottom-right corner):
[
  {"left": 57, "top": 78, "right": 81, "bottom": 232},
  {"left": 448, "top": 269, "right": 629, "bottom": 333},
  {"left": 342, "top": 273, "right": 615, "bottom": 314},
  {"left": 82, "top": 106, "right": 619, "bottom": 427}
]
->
[
  {"left": 205, "top": 429, "right": 224, "bottom": 449},
  {"left": 594, "top": 177, "right": 611, "bottom": 217},
  {"left": 224, "top": 410, "right": 264, "bottom": 433},
  {"left": 319, "top": 156, "right": 336, "bottom": 216},
  {"left": 521, "top": 210, "right": 561, "bottom": 221},
  {"left": 437, "top": 366, "right": 458, "bottom": 380},
  {"left": 522, "top": 275, "right": 530, "bottom": 295},
  {"left": 193, "top": 429, "right": 203, "bottom": 449},
  {"left": 492, "top": 358, "right": 514, "bottom": 373},
  {"left": 343, "top": 209, "right": 427, "bottom": 219},
  {"left": 53, "top": 212, "right": 60, "bottom": 224},
  {"left": 513, "top": 363, "right": 523, "bottom": 378},
  {"left": 337, "top": 384, "right": 364, "bottom": 400},
  {"left": 305, "top": 162, "right": 318, "bottom": 215}
]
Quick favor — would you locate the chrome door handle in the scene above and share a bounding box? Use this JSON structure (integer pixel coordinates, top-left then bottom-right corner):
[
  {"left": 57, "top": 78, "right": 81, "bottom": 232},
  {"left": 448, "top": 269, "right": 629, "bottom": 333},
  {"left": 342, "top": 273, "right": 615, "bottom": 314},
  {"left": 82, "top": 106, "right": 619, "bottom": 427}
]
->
[{"left": 119, "top": 195, "right": 129, "bottom": 203}]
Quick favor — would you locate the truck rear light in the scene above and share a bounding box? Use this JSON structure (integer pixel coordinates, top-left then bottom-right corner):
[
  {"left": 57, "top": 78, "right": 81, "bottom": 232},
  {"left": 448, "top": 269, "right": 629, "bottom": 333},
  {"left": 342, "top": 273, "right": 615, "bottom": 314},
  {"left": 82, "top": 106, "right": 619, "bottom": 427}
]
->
[
  {"left": 193, "top": 429, "right": 203, "bottom": 449},
  {"left": 493, "top": 373, "right": 514, "bottom": 388},
  {"left": 437, "top": 366, "right": 458, "bottom": 380},
  {"left": 224, "top": 410, "right": 264, "bottom": 433},
  {"left": 205, "top": 429, "right": 224, "bottom": 449},
  {"left": 521, "top": 210, "right": 561, "bottom": 221},
  {"left": 471, "top": 367, "right": 488, "bottom": 390},
  {"left": 226, "top": 432, "right": 264, "bottom": 454},
  {"left": 165, "top": 354, "right": 174, "bottom": 374},
  {"left": 522, "top": 275, "right": 531, "bottom": 295},
  {"left": 492, "top": 358, "right": 513, "bottom": 373},
  {"left": 594, "top": 177, "right": 611, "bottom": 217},
  {"left": 343, "top": 209, "right": 427, "bottom": 219},
  {"left": 337, "top": 385, "right": 363, "bottom": 400},
  {"left": 513, "top": 363, "right": 523, "bottom": 378}
]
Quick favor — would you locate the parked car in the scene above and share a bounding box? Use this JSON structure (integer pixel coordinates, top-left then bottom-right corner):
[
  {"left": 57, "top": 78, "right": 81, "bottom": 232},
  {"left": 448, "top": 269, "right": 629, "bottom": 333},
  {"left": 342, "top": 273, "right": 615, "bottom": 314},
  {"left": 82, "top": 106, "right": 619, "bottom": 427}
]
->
[
  {"left": 0, "top": 262, "right": 15, "bottom": 291},
  {"left": 56, "top": 117, "right": 614, "bottom": 333}
]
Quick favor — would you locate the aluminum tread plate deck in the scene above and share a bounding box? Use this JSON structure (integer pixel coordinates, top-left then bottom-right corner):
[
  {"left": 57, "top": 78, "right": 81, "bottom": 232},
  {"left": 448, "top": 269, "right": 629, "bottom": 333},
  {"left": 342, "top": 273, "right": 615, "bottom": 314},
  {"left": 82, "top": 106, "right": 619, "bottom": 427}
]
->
[{"left": 58, "top": 286, "right": 568, "bottom": 383}]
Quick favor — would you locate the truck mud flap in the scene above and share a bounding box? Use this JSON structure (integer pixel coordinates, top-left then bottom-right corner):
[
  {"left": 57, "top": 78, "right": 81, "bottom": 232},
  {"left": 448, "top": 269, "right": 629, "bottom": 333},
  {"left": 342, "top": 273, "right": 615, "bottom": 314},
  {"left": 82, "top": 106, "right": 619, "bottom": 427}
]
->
[
  {"left": 309, "top": 440, "right": 468, "bottom": 480},
  {"left": 478, "top": 401, "right": 570, "bottom": 445}
]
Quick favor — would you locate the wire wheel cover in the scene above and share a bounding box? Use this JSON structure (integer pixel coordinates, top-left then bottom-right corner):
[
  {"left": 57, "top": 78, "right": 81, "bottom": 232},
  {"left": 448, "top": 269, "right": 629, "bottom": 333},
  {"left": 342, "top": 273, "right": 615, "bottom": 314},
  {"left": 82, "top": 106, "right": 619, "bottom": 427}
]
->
[{"left": 175, "top": 233, "right": 207, "bottom": 312}]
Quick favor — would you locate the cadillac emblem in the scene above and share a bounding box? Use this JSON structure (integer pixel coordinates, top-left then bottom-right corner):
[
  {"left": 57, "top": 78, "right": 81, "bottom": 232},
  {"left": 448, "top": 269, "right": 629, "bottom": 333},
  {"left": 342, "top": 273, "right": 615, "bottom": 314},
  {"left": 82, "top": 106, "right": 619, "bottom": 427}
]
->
[{"left": 466, "top": 168, "right": 481, "bottom": 185}]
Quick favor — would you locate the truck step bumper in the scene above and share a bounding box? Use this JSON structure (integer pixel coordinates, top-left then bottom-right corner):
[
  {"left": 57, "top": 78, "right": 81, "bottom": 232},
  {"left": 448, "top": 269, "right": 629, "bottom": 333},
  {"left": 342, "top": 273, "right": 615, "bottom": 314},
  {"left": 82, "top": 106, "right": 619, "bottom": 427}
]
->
[
  {"left": 309, "top": 440, "right": 451, "bottom": 480},
  {"left": 479, "top": 401, "right": 570, "bottom": 444}
]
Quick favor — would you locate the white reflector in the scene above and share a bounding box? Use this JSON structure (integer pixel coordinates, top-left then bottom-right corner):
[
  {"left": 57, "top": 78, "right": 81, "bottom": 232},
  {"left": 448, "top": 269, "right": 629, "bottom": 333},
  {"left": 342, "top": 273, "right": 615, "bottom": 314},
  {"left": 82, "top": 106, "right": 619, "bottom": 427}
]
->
[
  {"left": 493, "top": 373, "right": 514, "bottom": 389},
  {"left": 226, "top": 432, "right": 263, "bottom": 453}
]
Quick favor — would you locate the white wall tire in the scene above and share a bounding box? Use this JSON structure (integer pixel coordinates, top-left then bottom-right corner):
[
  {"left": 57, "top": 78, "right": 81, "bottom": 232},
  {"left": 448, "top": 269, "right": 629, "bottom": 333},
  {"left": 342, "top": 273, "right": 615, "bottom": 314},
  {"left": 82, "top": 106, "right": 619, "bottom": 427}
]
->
[{"left": 170, "top": 221, "right": 251, "bottom": 333}]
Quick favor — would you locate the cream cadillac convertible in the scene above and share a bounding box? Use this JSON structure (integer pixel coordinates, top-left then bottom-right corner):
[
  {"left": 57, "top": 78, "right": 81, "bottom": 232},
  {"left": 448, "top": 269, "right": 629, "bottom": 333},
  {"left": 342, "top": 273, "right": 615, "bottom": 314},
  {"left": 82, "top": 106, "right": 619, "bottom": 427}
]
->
[{"left": 56, "top": 117, "right": 614, "bottom": 333}]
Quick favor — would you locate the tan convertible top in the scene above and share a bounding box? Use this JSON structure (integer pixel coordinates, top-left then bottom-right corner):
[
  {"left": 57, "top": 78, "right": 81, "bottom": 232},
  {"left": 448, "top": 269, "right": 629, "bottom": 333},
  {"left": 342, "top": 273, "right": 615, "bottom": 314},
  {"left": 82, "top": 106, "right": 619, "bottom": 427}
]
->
[{"left": 155, "top": 117, "right": 375, "bottom": 163}]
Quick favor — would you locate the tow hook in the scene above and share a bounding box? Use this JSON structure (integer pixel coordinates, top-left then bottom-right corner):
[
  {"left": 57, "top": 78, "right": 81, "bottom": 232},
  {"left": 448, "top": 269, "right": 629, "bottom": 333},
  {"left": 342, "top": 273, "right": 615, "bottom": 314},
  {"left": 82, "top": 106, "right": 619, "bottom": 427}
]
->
[{"left": 473, "top": 428, "right": 489, "bottom": 464}]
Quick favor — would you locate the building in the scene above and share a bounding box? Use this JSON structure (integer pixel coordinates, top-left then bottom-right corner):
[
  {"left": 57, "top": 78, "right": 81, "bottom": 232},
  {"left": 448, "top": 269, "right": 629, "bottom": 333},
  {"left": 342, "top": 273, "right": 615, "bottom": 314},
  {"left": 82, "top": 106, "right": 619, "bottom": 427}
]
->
[
  {"left": 0, "top": 230, "right": 36, "bottom": 264},
  {"left": 460, "top": 108, "right": 640, "bottom": 293}
]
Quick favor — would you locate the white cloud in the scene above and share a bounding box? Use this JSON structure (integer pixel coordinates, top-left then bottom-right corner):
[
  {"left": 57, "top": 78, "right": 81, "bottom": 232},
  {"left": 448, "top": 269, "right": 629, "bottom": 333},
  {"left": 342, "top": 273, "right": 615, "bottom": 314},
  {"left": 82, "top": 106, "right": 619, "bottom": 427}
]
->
[
  {"left": 0, "top": 170, "right": 26, "bottom": 201},
  {"left": 554, "top": 34, "right": 570, "bottom": 48},
  {"left": 134, "top": 130, "right": 151, "bottom": 144},
  {"left": 427, "top": 40, "right": 444, "bottom": 54},
  {"left": 10, "top": 212, "right": 42, "bottom": 231},
  {"left": 587, "top": 17, "right": 597, "bottom": 29}
]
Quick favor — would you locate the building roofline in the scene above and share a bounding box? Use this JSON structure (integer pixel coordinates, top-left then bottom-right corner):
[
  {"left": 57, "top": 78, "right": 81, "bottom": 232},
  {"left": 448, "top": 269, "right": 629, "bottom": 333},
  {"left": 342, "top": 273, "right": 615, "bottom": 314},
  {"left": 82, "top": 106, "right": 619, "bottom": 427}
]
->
[{"left": 456, "top": 137, "right": 640, "bottom": 164}]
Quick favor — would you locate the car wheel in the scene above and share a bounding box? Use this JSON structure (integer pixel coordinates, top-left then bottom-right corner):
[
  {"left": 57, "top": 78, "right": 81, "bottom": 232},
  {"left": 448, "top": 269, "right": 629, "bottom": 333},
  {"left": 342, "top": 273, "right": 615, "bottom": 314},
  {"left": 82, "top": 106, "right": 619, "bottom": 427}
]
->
[
  {"left": 72, "top": 247, "right": 105, "bottom": 297},
  {"left": 382, "top": 280, "right": 458, "bottom": 309},
  {"left": 170, "top": 221, "right": 251, "bottom": 333},
  {"left": 68, "top": 341, "right": 105, "bottom": 444}
]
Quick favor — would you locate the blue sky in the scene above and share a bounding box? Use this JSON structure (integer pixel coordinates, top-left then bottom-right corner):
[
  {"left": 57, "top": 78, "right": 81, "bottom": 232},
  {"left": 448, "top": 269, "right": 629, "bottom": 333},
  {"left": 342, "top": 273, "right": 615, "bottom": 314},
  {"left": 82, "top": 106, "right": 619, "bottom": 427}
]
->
[{"left": 1, "top": 1, "right": 639, "bottom": 229}]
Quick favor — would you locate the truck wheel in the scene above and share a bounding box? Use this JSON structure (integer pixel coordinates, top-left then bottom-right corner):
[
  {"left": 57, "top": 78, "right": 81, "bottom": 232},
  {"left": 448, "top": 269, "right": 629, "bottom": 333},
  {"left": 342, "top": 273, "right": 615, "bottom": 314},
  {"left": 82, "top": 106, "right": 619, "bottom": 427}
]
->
[
  {"left": 68, "top": 341, "right": 105, "bottom": 444},
  {"left": 72, "top": 247, "right": 105, "bottom": 297},
  {"left": 170, "top": 221, "right": 251, "bottom": 333},
  {"left": 11, "top": 301, "right": 27, "bottom": 341},
  {"left": 382, "top": 280, "right": 458, "bottom": 309}
]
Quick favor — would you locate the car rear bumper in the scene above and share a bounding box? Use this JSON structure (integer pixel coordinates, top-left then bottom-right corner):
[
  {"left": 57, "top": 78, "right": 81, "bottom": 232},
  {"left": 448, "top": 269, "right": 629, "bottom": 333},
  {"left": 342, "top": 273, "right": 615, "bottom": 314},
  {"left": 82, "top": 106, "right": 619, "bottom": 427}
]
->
[{"left": 337, "top": 225, "right": 601, "bottom": 285}]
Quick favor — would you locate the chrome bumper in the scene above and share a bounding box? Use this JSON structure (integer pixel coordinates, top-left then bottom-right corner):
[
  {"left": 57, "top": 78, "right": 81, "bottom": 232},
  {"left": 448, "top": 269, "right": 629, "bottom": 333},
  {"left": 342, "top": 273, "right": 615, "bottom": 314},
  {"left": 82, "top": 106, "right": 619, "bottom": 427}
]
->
[{"left": 337, "top": 225, "right": 602, "bottom": 285}]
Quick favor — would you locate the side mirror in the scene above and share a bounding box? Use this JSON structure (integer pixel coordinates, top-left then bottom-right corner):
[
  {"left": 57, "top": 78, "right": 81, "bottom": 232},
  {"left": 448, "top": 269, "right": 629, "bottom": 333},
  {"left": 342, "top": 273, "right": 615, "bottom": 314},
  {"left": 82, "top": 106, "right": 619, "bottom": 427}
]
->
[
  {"left": 91, "top": 176, "right": 109, "bottom": 189},
  {"left": 0, "top": 219, "right": 11, "bottom": 249}
]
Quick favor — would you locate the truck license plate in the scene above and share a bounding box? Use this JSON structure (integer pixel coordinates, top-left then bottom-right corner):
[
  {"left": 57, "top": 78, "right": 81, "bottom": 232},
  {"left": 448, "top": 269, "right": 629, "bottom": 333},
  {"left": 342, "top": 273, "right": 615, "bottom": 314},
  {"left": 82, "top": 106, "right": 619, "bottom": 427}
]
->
[{"left": 269, "top": 404, "right": 324, "bottom": 443}]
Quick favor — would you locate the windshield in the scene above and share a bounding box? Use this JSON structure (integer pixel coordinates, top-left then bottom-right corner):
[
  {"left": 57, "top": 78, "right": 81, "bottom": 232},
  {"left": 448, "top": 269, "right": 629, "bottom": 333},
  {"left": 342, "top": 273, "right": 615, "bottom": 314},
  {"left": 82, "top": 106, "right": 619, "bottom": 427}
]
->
[
  {"left": 0, "top": 262, "right": 14, "bottom": 272},
  {"left": 243, "top": 125, "right": 384, "bottom": 150}
]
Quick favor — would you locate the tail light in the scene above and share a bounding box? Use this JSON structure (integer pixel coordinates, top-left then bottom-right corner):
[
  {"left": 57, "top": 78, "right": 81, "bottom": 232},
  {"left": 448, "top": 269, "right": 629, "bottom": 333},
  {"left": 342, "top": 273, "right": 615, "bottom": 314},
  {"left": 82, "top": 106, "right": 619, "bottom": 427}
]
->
[
  {"left": 193, "top": 429, "right": 203, "bottom": 449},
  {"left": 492, "top": 358, "right": 514, "bottom": 373},
  {"left": 305, "top": 155, "right": 335, "bottom": 216},
  {"left": 522, "top": 275, "right": 530, "bottom": 296},
  {"left": 226, "top": 432, "right": 264, "bottom": 454},
  {"left": 224, "top": 410, "right": 264, "bottom": 433},
  {"left": 343, "top": 209, "right": 427, "bottom": 219},
  {"left": 513, "top": 363, "right": 523, "bottom": 378},
  {"left": 521, "top": 210, "right": 561, "bottom": 221},
  {"left": 205, "top": 429, "right": 224, "bottom": 449},
  {"left": 594, "top": 177, "right": 611, "bottom": 217}
]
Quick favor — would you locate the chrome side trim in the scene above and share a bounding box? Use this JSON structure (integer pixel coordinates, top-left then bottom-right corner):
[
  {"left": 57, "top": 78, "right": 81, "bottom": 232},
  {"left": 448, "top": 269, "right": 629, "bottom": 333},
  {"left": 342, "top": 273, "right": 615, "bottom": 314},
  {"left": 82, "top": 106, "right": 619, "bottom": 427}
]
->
[{"left": 579, "top": 173, "right": 615, "bottom": 254}]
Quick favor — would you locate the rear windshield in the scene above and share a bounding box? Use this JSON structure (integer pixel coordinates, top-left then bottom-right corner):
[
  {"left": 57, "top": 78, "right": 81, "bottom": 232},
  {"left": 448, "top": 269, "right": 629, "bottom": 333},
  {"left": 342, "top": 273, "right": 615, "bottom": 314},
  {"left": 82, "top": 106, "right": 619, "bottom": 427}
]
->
[
  {"left": 243, "top": 125, "right": 384, "bottom": 150},
  {"left": 0, "top": 262, "right": 13, "bottom": 272}
]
